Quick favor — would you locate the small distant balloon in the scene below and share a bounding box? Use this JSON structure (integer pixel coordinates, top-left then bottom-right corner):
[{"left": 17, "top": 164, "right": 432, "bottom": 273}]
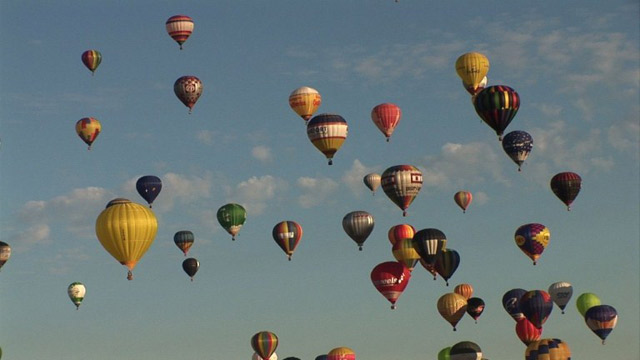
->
[
  {"left": 466, "top": 297, "right": 485, "bottom": 323},
  {"left": 0, "top": 241, "right": 11, "bottom": 270},
  {"left": 251, "top": 331, "right": 279, "bottom": 360},
  {"left": 174, "top": 75, "right": 203, "bottom": 114},
  {"left": 371, "top": 103, "right": 402, "bottom": 142},
  {"left": 75, "top": 117, "right": 101, "bottom": 150},
  {"left": 327, "top": 347, "right": 356, "bottom": 360},
  {"left": 454, "top": 283, "right": 474, "bottom": 300},
  {"left": 67, "top": 282, "right": 86, "bottom": 310},
  {"left": 136, "top": 175, "right": 162, "bottom": 208},
  {"left": 217, "top": 203, "right": 247, "bottom": 240},
  {"left": 289, "top": 86, "right": 321, "bottom": 123},
  {"left": 502, "top": 130, "right": 533, "bottom": 171},
  {"left": 502, "top": 288, "right": 527, "bottom": 321},
  {"left": 370, "top": 261, "right": 411, "bottom": 309},
  {"left": 387, "top": 224, "right": 415, "bottom": 246},
  {"left": 363, "top": 173, "right": 381, "bottom": 195},
  {"left": 342, "top": 211, "right": 374, "bottom": 251},
  {"left": 435, "top": 248, "right": 460, "bottom": 286},
  {"left": 437, "top": 292, "right": 468, "bottom": 331},
  {"left": 174, "top": 230, "right": 194, "bottom": 256},
  {"left": 455, "top": 52, "right": 490, "bottom": 94},
  {"left": 81, "top": 50, "right": 101, "bottom": 75},
  {"left": 576, "top": 292, "right": 601, "bottom": 317},
  {"left": 453, "top": 191, "right": 472, "bottom": 213},
  {"left": 182, "top": 258, "right": 199, "bottom": 281},
  {"left": 306, "top": 113, "right": 348, "bottom": 165},
  {"left": 166, "top": 15, "right": 194, "bottom": 50},
  {"left": 272, "top": 220, "right": 303, "bottom": 260},
  {"left": 550, "top": 172, "right": 582, "bottom": 211},
  {"left": 520, "top": 290, "right": 553, "bottom": 329},
  {"left": 548, "top": 281, "right": 573, "bottom": 314}
]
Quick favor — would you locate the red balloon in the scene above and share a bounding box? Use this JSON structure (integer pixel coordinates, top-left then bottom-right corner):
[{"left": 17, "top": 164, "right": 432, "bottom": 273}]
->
[
  {"left": 371, "top": 103, "right": 402, "bottom": 142},
  {"left": 516, "top": 318, "right": 542, "bottom": 345},
  {"left": 370, "top": 261, "right": 411, "bottom": 309}
]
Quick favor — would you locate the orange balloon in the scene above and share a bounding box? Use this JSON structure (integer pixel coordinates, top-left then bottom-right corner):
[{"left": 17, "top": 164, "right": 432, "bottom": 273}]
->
[
  {"left": 387, "top": 224, "right": 415, "bottom": 246},
  {"left": 454, "top": 283, "right": 474, "bottom": 300}
]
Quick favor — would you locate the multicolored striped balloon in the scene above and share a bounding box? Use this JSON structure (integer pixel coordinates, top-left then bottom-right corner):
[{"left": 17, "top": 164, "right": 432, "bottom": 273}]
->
[
  {"left": 166, "top": 15, "right": 194, "bottom": 50},
  {"left": 525, "top": 338, "right": 571, "bottom": 360},
  {"left": 327, "top": 347, "right": 356, "bottom": 360},
  {"left": 520, "top": 290, "right": 553, "bottom": 329},
  {"left": 453, "top": 191, "right": 472, "bottom": 213},
  {"left": 381, "top": 164, "right": 423, "bottom": 216},
  {"left": 75, "top": 117, "right": 101, "bottom": 150},
  {"left": 272, "top": 220, "right": 303, "bottom": 260},
  {"left": 435, "top": 248, "right": 460, "bottom": 286},
  {"left": 81, "top": 50, "right": 102, "bottom": 75},
  {"left": 251, "top": 331, "right": 278, "bottom": 360},
  {"left": 473, "top": 85, "right": 520, "bottom": 141},
  {"left": 550, "top": 172, "right": 582, "bottom": 211},
  {"left": 585, "top": 304, "right": 618, "bottom": 344},
  {"left": 387, "top": 224, "right": 415, "bottom": 246}
]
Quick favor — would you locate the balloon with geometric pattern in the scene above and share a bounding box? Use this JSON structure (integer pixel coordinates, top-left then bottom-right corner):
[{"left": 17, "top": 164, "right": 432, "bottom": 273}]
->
[
  {"left": 75, "top": 117, "right": 101, "bottom": 150},
  {"left": 502, "top": 130, "right": 533, "bottom": 171},
  {"left": 174, "top": 75, "right": 203, "bottom": 114},
  {"left": 514, "top": 223, "right": 550, "bottom": 265}
]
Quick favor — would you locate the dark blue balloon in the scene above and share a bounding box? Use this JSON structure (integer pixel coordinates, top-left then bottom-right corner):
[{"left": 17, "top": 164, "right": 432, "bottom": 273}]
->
[
  {"left": 502, "top": 130, "right": 533, "bottom": 171},
  {"left": 502, "top": 288, "right": 527, "bottom": 321},
  {"left": 315, "top": 356, "right": 328, "bottom": 360},
  {"left": 136, "top": 175, "right": 162, "bottom": 207}
]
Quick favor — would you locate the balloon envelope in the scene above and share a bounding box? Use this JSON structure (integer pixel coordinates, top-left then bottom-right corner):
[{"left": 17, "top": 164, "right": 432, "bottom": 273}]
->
[
  {"left": 289, "top": 86, "right": 321, "bottom": 122},
  {"left": 387, "top": 224, "right": 415, "bottom": 246},
  {"left": 453, "top": 191, "right": 472, "bottom": 213},
  {"left": 502, "top": 288, "right": 528, "bottom": 321},
  {"left": 182, "top": 257, "right": 199, "bottom": 281},
  {"left": 81, "top": 50, "right": 101, "bottom": 74},
  {"left": 435, "top": 249, "right": 461, "bottom": 286},
  {"left": 392, "top": 238, "right": 421, "bottom": 271},
  {"left": 520, "top": 290, "right": 553, "bottom": 329},
  {"left": 412, "top": 228, "right": 446, "bottom": 266},
  {"left": 585, "top": 304, "right": 618, "bottom": 344},
  {"left": 272, "top": 220, "right": 303, "bottom": 260},
  {"left": 515, "top": 223, "right": 550, "bottom": 265},
  {"left": 516, "top": 318, "right": 542, "bottom": 345},
  {"left": 136, "top": 175, "right": 162, "bottom": 207},
  {"left": 548, "top": 281, "right": 573, "bottom": 314},
  {"left": 75, "top": 117, "right": 101, "bottom": 150},
  {"left": 327, "top": 347, "right": 355, "bottom": 360},
  {"left": 576, "top": 292, "right": 601, "bottom": 317},
  {"left": 95, "top": 198, "right": 158, "bottom": 280},
  {"left": 437, "top": 293, "right": 468, "bottom": 331},
  {"left": 455, "top": 52, "right": 490, "bottom": 92},
  {"left": 251, "top": 331, "right": 278, "bottom": 360},
  {"left": 306, "top": 113, "right": 348, "bottom": 165},
  {"left": 466, "top": 297, "right": 485, "bottom": 323},
  {"left": 174, "top": 230, "right": 194, "bottom": 256},
  {"left": 370, "top": 261, "right": 411, "bottom": 309},
  {"left": 473, "top": 85, "right": 520, "bottom": 140},
  {"left": 217, "top": 203, "right": 247, "bottom": 240},
  {"left": 0, "top": 241, "right": 11, "bottom": 270},
  {"left": 363, "top": 173, "right": 381, "bottom": 195},
  {"left": 550, "top": 172, "right": 582, "bottom": 210},
  {"left": 502, "top": 130, "right": 533, "bottom": 171},
  {"left": 67, "top": 282, "right": 86, "bottom": 310},
  {"left": 454, "top": 283, "right": 474, "bottom": 300},
  {"left": 438, "top": 347, "right": 451, "bottom": 360},
  {"left": 342, "top": 211, "right": 374, "bottom": 250},
  {"left": 174, "top": 75, "right": 203, "bottom": 113},
  {"left": 166, "top": 15, "right": 194, "bottom": 49},
  {"left": 449, "top": 340, "right": 482, "bottom": 360},
  {"left": 381, "top": 165, "right": 423, "bottom": 216},
  {"left": 525, "top": 338, "right": 571, "bottom": 360},
  {"left": 371, "top": 103, "right": 402, "bottom": 141}
]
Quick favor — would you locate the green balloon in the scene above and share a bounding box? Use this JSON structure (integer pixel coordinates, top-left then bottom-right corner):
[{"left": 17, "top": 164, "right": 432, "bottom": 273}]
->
[
  {"left": 216, "top": 203, "right": 247, "bottom": 240},
  {"left": 576, "top": 292, "right": 601, "bottom": 317},
  {"left": 438, "top": 346, "right": 451, "bottom": 360}
]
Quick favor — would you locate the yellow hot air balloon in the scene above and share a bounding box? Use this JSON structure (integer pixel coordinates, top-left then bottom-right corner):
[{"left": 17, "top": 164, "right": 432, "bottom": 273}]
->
[
  {"left": 289, "top": 86, "right": 321, "bottom": 123},
  {"left": 437, "top": 292, "right": 468, "bottom": 331},
  {"left": 95, "top": 198, "right": 158, "bottom": 280},
  {"left": 75, "top": 117, "right": 101, "bottom": 150},
  {"left": 307, "top": 113, "right": 348, "bottom": 165},
  {"left": 391, "top": 238, "right": 421, "bottom": 271},
  {"left": 455, "top": 52, "right": 490, "bottom": 93}
]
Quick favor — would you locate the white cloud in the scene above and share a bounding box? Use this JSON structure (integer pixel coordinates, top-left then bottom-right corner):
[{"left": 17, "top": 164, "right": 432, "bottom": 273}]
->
[
  {"left": 196, "top": 130, "right": 215, "bottom": 145},
  {"left": 151, "top": 172, "right": 212, "bottom": 211},
  {"left": 296, "top": 176, "right": 339, "bottom": 208},
  {"left": 341, "top": 159, "right": 380, "bottom": 195},
  {"left": 251, "top": 145, "right": 273, "bottom": 163},
  {"left": 608, "top": 118, "right": 640, "bottom": 156},
  {"left": 230, "top": 175, "right": 288, "bottom": 215}
]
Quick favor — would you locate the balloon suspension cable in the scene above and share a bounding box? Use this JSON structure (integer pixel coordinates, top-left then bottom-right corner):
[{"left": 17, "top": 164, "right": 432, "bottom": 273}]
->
[
  {"left": 533, "top": 261, "right": 537, "bottom": 266},
  {"left": 179, "top": 44, "right": 183, "bottom": 50},
  {"left": 567, "top": 206, "right": 571, "bottom": 211},
  {"left": 127, "top": 271, "right": 133, "bottom": 280},
  {"left": 453, "top": 327, "right": 457, "bottom": 332},
  {"left": 474, "top": 320, "right": 477, "bottom": 324},
  {"left": 561, "top": 310, "right": 565, "bottom": 314},
  {"left": 498, "top": 135, "right": 503, "bottom": 141},
  {"left": 358, "top": 245, "right": 363, "bottom": 251},
  {"left": 188, "top": 108, "right": 192, "bottom": 115},
  {"left": 602, "top": 340, "right": 606, "bottom": 345}
]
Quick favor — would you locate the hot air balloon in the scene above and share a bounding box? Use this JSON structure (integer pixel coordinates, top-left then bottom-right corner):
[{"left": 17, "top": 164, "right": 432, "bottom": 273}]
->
[
  {"left": 525, "top": 338, "right": 571, "bottom": 360},
  {"left": 454, "top": 283, "right": 474, "bottom": 300},
  {"left": 449, "top": 341, "right": 483, "bottom": 360},
  {"left": 217, "top": 203, "right": 247, "bottom": 240},
  {"left": 455, "top": 52, "right": 490, "bottom": 94},
  {"left": 136, "top": 175, "right": 162, "bottom": 208},
  {"left": 289, "top": 86, "right": 321, "bottom": 123},
  {"left": 412, "top": 228, "right": 447, "bottom": 267},
  {"left": 315, "top": 356, "right": 328, "bottom": 360},
  {"left": 327, "top": 347, "right": 356, "bottom": 360},
  {"left": 81, "top": 50, "right": 101, "bottom": 75},
  {"left": 515, "top": 223, "right": 550, "bottom": 265},
  {"left": 548, "top": 282, "right": 573, "bottom": 314},
  {"left": 371, "top": 103, "right": 402, "bottom": 142},
  {"left": 67, "top": 282, "right": 86, "bottom": 310},
  {"left": 182, "top": 257, "right": 199, "bottom": 281},
  {"left": 502, "top": 288, "right": 528, "bottom": 321},
  {"left": 585, "top": 304, "right": 618, "bottom": 344},
  {"left": 463, "top": 76, "right": 488, "bottom": 96},
  {"left": 306, "top": 113, "right": 348, "bottom": 165},
  {"left": 251, "top": 331, "right": 278, "bottom": 360},
  {"left": 363, "top": 173, "right": 381, "bottom": 195},
  {"left": 387, "top": 224, "right": 415, "bottom": 246},
  {"left": 438, "top": 292, "right": 468, "bottom": 331},
  {"left": 576, "top": 292, "right": 601, "bottom": 317},
  {"left": 419, "top": 258, "right": 438, "bottom": 280},
  {"left": 95, "top": 198, "right": 158, "bottom": 280},
  {"left": 381, "top": 165, "right": 423, "bottom": 216},
  {"left": 75, "top": 117, "right": 101, "bottom": 150},
  {"left": 453, "top": 191, "right": 472, "bottom": 213},
  {"left": 392, "top": 238, "right": 421, "bottom": 271},
  {"left": 370, "top": 261, "right": 411, "bottom": 309},
  {"left": 466, "top": 297, "right": 485, "bottom": 324},
  {"left": 473, "top": 85, "right": 520, "bottom": 141},
  {"left": 272, "top": 220, "right": 303, "bottom": 260},
  {"left": 252, "top": 353, "right": 278, "bottom": 360},
  {"left": 166, "top": 15, "right": 194, "bottom": 50},
  {"left": 0, "top": 241, "right": 11, "bottom": 270},
  {"left": 342, "top": 211, "right": 374, "bottom": 251},
  {"left": 516, "top": 318, "right": 542, "bottom": 346},
  {"left": 174, "top": 75, "right": 203, "bottom": 114},
  {"left": 502, "top": 130, "right": 533, "bottom": 171},
  {"left": 550, "top": 172, "right": 582, "bottom": 210},
  {"left": 435, "top": 249, "right": 460, "bottom": 286},
  {"left": 281, "top": 357, "right": 300, "bottom": 360},
  {"left": 174, "top": 230, "right": 194, "bottom": 256},
  {"left": 520, "top": 290, "right": 553, "bottom": 329},
  {"left": 438, "top": 347, "right": 451, "bottom": 360}
]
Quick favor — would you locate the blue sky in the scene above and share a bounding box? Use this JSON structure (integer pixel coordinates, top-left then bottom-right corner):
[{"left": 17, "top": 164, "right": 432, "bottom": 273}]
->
[{"left": 0, "top": 1, "right": 638, "bottom": 359}]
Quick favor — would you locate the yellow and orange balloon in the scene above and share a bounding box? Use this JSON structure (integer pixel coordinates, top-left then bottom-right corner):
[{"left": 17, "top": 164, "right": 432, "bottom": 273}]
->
[
  {"left": 289, "top": 86, "right": 321, "bottom": 123},
  {"left": 76, "top": 117, "right": 101, "bottom": 150}
]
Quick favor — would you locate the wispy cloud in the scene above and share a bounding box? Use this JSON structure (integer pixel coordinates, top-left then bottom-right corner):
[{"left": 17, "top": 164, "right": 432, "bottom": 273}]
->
[
  {"left": 296, "top": 176, "right": 339, "bottom": 208},
  {"left": 228, "top": 175, "right": 288, "bottom": 215},
  {"left": 341, "top": 159, "right": 381, "bottom": 195},
  {"left": 251, "top": 145, "right": 273, "bottom": 163}
]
